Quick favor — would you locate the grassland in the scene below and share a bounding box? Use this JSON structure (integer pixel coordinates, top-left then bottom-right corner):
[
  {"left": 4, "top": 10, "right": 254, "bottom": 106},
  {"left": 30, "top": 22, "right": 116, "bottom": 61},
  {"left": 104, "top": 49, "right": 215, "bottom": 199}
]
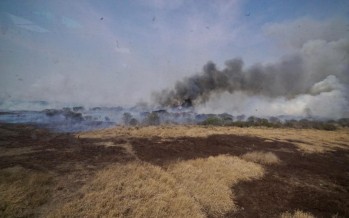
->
[
  {"left": 0, "top": 123, "right": 348, "bottom": 217},
  {"left": 78, "top": 125, "right": 349, "bottom": 153}
]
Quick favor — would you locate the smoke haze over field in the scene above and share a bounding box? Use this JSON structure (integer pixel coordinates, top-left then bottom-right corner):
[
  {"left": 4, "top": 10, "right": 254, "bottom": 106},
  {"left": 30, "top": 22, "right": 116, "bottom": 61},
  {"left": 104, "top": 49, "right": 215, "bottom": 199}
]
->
[
  {"left": 0, "top": 1, "right": 348, "bottom": 118},
  {"left": 154, "top": 18, "right": 349, "bottom": 118}
]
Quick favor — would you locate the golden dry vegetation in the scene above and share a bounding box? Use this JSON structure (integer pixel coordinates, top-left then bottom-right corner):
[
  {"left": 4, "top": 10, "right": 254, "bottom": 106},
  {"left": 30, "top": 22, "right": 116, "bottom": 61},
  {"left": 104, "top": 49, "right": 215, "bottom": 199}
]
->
[
  {"left": 167, "top": 155, "right": 264, "bottom": 215},
  {"left": 0, "top": 166, "right": 52, "bottom": 217},
  {"left": 78, "top": 125, "right": 349, "bottom": 153},
  {"left": 50, "top": 161, "right": 205, "bottom": 218},
  {"left": 281, "top": 210, "right": 315, "bottom": 218},
  {"left": 1, "top": 124, "right": 348, "bottom": 217},
  {"left": 51, "top": 155, "right": 263, "bottom": 217},
  {"left": 241, "top": 151, "right": 280, "bottom": 165}
]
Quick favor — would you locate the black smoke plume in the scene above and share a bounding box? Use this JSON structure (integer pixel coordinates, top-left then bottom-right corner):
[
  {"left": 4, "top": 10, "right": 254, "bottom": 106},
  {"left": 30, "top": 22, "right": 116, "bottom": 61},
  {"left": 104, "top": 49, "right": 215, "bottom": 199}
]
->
[
  {"left": 154, "top": 57, "right": 304, "bottom": 107},
  {"left": 153, "top": 51, "right": 348, "bottom": 108}
]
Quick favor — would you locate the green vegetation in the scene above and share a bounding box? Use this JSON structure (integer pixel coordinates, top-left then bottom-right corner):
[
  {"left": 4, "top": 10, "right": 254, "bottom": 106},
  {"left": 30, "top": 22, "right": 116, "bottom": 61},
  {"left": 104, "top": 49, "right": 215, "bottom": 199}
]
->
[
  {"left": 122, "top": 112, "right": 133, "bottom": 125},
  {"left": 122, "top": 113, "right": 139, "bottom": 126},
  {"left": 284, "top": 119, "right": 337, "bottom": 131},
  {"left": 201, "top": 116, "right": 223, "bottom": 125},
  {"left": 200, "top": 115, "right": 339, "bottom": 131},
  {"left": 143, "top": 112, "right": 160, "bottom": 125},
  {"left": 129, "top": 118, "right": 139, "bottom": 126}
]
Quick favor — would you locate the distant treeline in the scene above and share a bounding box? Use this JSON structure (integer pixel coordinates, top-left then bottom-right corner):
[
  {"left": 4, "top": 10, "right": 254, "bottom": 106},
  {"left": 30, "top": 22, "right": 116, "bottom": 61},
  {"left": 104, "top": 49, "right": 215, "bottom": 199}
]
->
[
  {"left": 200, "top": 115, "right": 349, "bottom": 131},
  {"left": 122, "top": 111, "right": 349, "bottom": 131}
]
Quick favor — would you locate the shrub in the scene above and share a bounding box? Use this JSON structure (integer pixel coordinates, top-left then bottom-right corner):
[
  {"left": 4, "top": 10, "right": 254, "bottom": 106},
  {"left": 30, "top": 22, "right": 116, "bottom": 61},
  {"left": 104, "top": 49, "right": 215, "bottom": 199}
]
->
[
  {"left": 258, "top": 118, "right": 271, "bottom": 127},
  {"left": 247, "top": 116, "right": 256, "bottom": 123},
  {"left": 337, "top": 118, "right": 349, "bottom": 127},
  {"left": 228, "top": 121, "right": 249, "bottom": 128},
  {"left": 201, "top": 116, "right": 223, "bottom": 126},
  {"left": 218, "top": 113, "right": 234, "bottom": 124},
  {"left": 129, "top": 118, "right": 139, "bottom": 126},
  {"left": 312, "top": 122, "right": 337, "bottom": 131},
  {"left": 144, "top": 112, "right": 160, "bottom": 125},
  {"left": 122, "top": 112, "right": 133, "bottom": 125}
]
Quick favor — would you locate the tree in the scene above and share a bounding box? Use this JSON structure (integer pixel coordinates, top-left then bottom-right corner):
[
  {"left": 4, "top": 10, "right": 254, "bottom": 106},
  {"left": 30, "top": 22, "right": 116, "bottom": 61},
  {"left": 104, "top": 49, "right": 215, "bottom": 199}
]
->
[
  {"left": 145, "top": 112, "right": 160, "bottom": 125},
  {"left": 122, "top": 112, "right": 132, "bottom": 125},
  {"left": 129, "top": 118, "right": 139, "bottom": 126},
  {"left": 201, "top": 116, "right": 223, "bottom": 126}
]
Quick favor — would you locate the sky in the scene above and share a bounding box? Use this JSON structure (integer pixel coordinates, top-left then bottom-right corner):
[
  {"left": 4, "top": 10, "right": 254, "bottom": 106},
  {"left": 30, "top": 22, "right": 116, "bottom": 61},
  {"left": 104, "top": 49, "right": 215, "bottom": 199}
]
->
[{"left": 0, "top": 0, "right": 348, "bottom": 117}]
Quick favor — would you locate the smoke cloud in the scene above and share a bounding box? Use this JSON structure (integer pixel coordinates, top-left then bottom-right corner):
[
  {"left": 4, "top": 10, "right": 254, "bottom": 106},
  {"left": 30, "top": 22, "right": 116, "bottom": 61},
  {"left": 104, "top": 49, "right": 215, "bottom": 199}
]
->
[
  {"left": 153, "top": 19, "right": 349, "bottom": 119},
  {"left": 154, "top": 56, "right": 304, "bottom": 105}
]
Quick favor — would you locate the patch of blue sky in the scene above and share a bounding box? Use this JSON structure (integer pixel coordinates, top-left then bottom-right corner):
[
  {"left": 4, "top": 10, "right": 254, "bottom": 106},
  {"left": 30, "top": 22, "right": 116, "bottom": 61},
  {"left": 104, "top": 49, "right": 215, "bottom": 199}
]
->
[{"left": 61, "top": 16, "right": 82, "bottom": 29}]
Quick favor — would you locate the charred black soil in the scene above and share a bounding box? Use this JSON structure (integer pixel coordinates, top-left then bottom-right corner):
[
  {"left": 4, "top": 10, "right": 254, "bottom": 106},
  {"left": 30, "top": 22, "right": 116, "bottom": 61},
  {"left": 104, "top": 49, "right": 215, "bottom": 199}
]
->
[
  {"left": 1, "top": 123, "right": 348, "bottom": 217},
  {"left": 131, "top": 134, "right": 349, "bottom": 217},
  {"left": 0, "top": 123, "right": 133, "bottom": 173},
  {"left": 231, "top": 148, "right": 349, "bottom": 218},
  {"left": 131, "top": 134, "right": 298, "bottom": 166}
]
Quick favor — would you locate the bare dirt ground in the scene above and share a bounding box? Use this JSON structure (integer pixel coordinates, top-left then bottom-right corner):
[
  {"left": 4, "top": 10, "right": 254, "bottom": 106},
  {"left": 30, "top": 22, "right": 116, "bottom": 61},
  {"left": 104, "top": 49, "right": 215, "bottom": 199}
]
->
[{"left": 0, "top": 123, "right": 348, "bottom": 217}]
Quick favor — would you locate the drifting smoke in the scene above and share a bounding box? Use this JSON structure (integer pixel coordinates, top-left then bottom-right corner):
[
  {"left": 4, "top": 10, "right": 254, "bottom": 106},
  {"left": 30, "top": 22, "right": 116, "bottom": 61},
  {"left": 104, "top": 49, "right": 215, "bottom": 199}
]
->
[
  {"left": 154, "top": 56, "right": 306, "bottom": 106},
  {"left": 154, "top": 55, "right": 348, "bottom": 107},
  {"left": 153, "top": 19, "right": 349, "bottom": 119}
]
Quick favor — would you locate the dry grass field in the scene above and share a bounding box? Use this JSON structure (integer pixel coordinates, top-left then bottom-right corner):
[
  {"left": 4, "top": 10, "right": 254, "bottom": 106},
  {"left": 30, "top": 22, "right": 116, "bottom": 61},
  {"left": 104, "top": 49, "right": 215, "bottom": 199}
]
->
[{"left": 0, "top": 123, "right": 349, "bottom": 217}]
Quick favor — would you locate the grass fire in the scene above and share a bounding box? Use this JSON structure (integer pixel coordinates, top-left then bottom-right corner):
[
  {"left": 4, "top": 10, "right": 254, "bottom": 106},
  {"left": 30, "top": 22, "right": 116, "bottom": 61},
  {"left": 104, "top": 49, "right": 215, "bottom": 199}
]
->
[
  {"left": 1, "top": 1, "right": 349, "bottom": 217},
  {"left": 1, "top": 124, "right": 349, "bottom": 217}
]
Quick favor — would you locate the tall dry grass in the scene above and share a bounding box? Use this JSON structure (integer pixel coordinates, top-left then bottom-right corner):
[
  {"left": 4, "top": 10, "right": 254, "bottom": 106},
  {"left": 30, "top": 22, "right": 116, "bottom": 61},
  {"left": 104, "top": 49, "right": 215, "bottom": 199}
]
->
[
  {"left": 77, "top": 125, "right": 349, "bottom": 153},
  {"left": 50, "top": 162, "right": 205, "bottom": 218},
  {"left": 0, "top": 166, "right": 53, "bottom": 218},
  {"left": 281, "top": 210, "right": 315, "bottom": 218},
  {"left": 168, "top": 155, "right": 264, "bottom": 216},
  {"left": 241, "top": 151, "right": 280, "bottom": 165},
  {"left": 51, "top": 155, "right": 264, "bottom": 217}
]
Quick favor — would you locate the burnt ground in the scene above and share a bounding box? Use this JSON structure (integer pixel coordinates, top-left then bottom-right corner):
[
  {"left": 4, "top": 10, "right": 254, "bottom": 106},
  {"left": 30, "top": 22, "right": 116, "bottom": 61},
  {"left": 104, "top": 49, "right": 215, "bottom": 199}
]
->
[
  {"left": 131, "top": 135, "right": 349, "bottom": 217},
  {"left": 0, "top": 123, "right": 133, "bottom": 173},
  {"left": 1, "top": 123, "right": 349, "bottom": 217}
]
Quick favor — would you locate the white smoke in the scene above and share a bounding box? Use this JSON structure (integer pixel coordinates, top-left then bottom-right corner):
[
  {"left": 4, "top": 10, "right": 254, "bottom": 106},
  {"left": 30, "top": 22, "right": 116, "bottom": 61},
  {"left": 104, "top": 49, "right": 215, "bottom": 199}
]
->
[
  {"left": 187, "top": 18, "right": 349, "bottom": 119},
  {"left": 197, "top": 75, "right": 348, "bottom": 119},
  {"left": 310, "top": 75, "right": 342, "bottom": 95}
]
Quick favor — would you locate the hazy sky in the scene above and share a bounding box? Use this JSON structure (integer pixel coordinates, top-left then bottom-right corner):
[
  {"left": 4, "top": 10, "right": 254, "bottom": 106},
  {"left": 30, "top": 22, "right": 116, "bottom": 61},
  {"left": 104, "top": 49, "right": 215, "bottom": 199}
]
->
[{"left": 0, "top": 0, "right": 348, "bottom": 108}]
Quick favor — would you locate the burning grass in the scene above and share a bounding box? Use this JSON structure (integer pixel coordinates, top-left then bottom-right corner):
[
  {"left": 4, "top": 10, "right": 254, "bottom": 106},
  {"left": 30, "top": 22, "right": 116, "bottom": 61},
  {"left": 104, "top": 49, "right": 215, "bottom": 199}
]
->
[{"left": 241, "top": 151, "right": 280, "bottom": 165}]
